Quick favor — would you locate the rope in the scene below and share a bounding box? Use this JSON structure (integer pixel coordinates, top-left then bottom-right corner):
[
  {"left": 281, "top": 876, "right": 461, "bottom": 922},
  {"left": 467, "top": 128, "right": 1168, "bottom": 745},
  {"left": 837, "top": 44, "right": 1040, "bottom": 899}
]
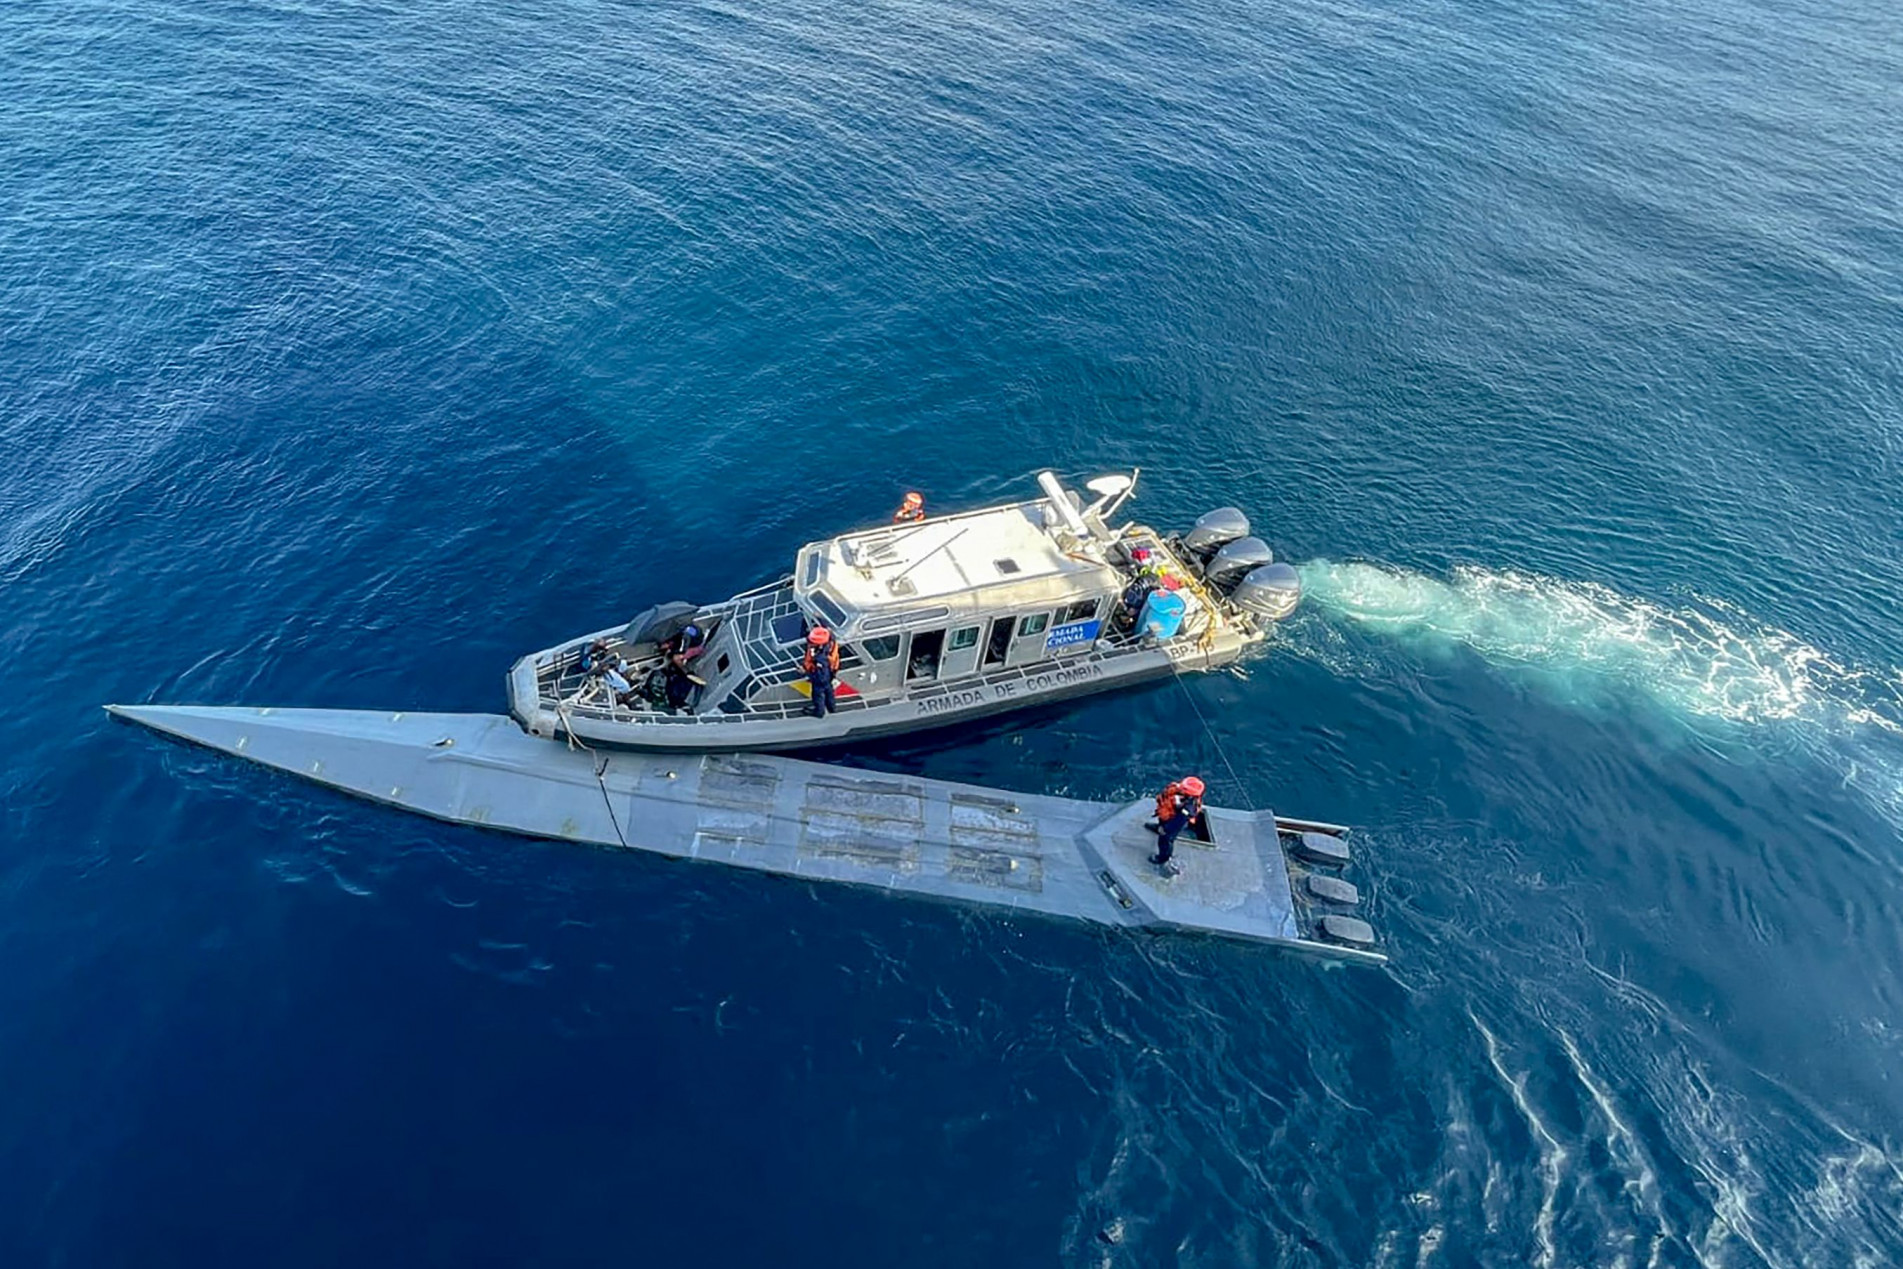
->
[
  {"left": 1160, "top": 582, "right": 1254, "bottom": 809},
  {"left": 1167, "top": 664, "right": 1255, "bottom": 811},
  {"left": 1169, "top": 665, "right": 1253, "bottom": 809},
  {"left": 557, "top": 697, "right": 633, "bottom": 851},
  {"left": 1119, "top": 537, "right": 1253, "bottom": 809}
]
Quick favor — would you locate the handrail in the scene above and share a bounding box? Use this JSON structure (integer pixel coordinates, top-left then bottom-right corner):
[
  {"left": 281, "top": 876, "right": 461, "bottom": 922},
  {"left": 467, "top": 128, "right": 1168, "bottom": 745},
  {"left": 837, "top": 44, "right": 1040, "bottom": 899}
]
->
[{"left": 544, "top": 616, "right": 1261, "bottom": 727}]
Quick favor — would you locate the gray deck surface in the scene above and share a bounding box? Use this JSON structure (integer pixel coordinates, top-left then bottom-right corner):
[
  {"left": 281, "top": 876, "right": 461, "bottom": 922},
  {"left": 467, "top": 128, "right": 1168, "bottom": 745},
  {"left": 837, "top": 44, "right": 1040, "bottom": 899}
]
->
[{"left": 108, "top": 705, "right": 1382, "bottom": 963}]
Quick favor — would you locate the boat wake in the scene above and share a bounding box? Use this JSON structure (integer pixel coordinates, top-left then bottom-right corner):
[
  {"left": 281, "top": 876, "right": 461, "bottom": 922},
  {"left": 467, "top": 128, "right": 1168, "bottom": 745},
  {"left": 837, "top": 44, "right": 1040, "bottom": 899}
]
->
[
  {"left": 1293, "top": 559, "right": 1903, "bottom": 829},
  {"left": 1295, "top": 560, "right": 1902, "bottom": 731}
]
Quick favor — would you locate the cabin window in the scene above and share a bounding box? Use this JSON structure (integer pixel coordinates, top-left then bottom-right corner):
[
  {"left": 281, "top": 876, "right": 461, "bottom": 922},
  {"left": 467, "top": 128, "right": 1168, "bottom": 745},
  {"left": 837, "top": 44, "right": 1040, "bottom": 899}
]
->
[
  {"left": 1017, "top": 612, "right": 1050, "bottom": 638},
  {"left": 994, "top": 558, "right": 1021, "bottom": 575},
  {"left": 948, "top": 625, "right": 979, "bottom": 651},
  {"left": 802, "top": 550, "right": 822, "bottom": 587},
  {"left": 1060, "top": 599, "right": 1099, "bottom": 624},
  {"left": 810, "top": 591, "right": 847, "bottom": 626},
  {"left": 715, "top": 653, "right": 732, "bottom": 674},
  {"left": 861, "top": 635, "right": 901, "bottom": 661},
  {"left": 772, "top": 613, "right": 808, "bottom": 646}
]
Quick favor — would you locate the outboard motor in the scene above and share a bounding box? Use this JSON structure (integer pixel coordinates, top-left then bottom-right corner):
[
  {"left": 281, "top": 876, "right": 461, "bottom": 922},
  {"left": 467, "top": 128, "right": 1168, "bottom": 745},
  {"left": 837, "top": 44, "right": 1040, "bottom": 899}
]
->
[
  {"left": 1203, "top": 536, "right": 1273, "bottom": 589},
  {"left": 1181, "top": 507, "right": 1251, "bottom": 559},
  {"left": 1230, "top": 562, "right": 1302, "bottom": 620}
]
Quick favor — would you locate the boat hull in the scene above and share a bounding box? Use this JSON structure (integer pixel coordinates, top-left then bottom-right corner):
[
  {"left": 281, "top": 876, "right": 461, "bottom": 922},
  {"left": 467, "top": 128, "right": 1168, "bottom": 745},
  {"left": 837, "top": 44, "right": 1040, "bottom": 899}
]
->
[{"left": 513, "top": 635, "right": 1248, "bottom": 753}]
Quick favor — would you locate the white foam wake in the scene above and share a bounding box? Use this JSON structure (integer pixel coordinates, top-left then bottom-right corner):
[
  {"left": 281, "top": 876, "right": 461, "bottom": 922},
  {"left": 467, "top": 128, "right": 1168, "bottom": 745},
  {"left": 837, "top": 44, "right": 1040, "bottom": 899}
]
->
[{"left": 1294, "top": 560, "right": 1903, "bottom": 734}]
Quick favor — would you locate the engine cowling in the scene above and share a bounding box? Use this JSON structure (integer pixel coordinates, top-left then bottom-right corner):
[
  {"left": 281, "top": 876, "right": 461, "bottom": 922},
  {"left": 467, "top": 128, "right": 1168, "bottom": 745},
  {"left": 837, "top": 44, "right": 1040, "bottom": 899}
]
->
[
  {"left": 1231, "top": 562, "right": 1301, "bottom": 620},
  {"left": 1181, "top": 507, "right": 1251, "bottom": 557},
  {"left": 1204, "top": 536, "right": 1273, "bottom": 588}
]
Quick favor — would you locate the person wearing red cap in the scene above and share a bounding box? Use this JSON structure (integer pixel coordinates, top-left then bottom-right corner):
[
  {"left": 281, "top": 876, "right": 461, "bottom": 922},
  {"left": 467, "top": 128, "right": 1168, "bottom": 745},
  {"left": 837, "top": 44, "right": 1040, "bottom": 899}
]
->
[
  {"left": 1150, "top": 775, "right": 1206, "bottom": 875},
  {"left": 893, "top": 491, "right": 926, "bottom": 523},
  {"left": 802, "top": 626, "right": 842, "bottom": 717}
]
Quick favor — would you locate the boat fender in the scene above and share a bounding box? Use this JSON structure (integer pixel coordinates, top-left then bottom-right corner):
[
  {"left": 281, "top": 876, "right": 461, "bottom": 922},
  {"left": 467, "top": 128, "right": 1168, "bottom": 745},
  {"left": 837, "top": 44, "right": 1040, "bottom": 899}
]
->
[
  {"left": 1306, "top": 874, "right": 1359, "bottom": 906},
  {"left": 1317, "top": 914, "right": 1376, "bottom": 947},
  {"left": 1291, "top": 830, "right": 1350, "bottom": 868}
]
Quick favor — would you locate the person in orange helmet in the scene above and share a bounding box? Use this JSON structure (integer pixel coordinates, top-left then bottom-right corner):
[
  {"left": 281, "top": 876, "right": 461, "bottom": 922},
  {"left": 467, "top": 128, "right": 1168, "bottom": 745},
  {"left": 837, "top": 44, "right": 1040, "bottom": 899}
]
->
[
  {"left": 802, "top": 626, "right": 843, "bottom": 717},
  {"left": 1149, "top": 775, "right": 1206, "bottom": 876},
  {"left": 893, "top": 491, "right": 926, "bottom": 523}
]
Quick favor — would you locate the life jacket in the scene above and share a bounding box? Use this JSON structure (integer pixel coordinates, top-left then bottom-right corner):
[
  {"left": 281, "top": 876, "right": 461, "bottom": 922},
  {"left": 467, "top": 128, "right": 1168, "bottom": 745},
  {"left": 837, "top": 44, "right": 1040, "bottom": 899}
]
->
[
  {"left": 894, "top": 506, "right": 924, "bottom": 523},
  {"left": 1155, "top": 782, "right": 1183, "bottom": 821},
  {"left": 803, "top": 642, "right": 841, "bottom": 676},
  {"left": 1155, "top": 783, "right": 1201, "bottom": 822}
]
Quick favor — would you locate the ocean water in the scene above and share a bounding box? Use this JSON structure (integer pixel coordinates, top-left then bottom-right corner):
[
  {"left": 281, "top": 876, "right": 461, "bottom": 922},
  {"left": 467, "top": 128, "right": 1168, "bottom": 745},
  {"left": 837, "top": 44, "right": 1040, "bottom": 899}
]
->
[{"left": 4, "top": 0, "right": 1902, "bottom": 1263}]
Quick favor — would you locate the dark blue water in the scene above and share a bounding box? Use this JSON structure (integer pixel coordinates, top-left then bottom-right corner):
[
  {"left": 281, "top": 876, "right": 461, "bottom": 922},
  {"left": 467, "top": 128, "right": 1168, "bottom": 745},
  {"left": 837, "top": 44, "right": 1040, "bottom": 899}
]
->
[{"left": 6, "top": 0, "right": 1902, "bottom": 1263}]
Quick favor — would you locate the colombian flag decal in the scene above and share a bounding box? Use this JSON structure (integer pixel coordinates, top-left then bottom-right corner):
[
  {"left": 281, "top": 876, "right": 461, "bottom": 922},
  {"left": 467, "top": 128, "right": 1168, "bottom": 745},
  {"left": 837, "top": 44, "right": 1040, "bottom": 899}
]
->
[{"left": 791, "top": 679, "right": 861, "bottom": 698}]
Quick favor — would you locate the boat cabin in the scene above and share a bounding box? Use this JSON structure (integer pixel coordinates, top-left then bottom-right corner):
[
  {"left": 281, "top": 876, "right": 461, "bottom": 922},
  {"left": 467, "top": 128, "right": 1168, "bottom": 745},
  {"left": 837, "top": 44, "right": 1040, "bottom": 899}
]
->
[{"left": 682, "top": 499, "right": 1128, "bottom": 716}]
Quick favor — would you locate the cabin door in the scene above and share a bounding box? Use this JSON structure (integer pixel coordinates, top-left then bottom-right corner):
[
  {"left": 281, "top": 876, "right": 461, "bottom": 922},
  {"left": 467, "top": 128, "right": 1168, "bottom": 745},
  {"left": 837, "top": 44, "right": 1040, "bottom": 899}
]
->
[
  {"left": 1006, "top": 611, "right": 1053, "bottom": 668},
  {"left": 905, "top": 628, "right": 946, "bottom": 684},
  {"left": 939, "top": 624, "right": 982, "bottom": 679},
  {"left": 981, "top": 617, "right": 1014, "bottom": 669}
]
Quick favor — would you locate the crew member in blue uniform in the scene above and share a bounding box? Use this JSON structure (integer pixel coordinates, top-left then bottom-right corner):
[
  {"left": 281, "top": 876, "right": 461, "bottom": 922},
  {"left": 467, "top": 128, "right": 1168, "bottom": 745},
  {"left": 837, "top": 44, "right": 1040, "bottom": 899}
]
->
[
  {"left": 661, "top": 622, "right": 706, "bottom": 675},
  {"left": 1149, "top": 775, "right": 1205, "bottom": 876},
  {"left": 1115, "top": 547, "right": 1164, "bottom": 631},
  {"left": 1116, "top": 556, "right": 1158, "bottom": 630},
  {"left": 803, "top": 627, "right": 842, "bottom": 717}
]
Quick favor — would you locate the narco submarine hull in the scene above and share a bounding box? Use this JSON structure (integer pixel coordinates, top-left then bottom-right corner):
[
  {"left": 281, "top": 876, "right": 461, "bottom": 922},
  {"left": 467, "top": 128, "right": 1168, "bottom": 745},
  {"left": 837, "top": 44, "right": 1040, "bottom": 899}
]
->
[{"left": 107, "top": 704, "right": 1382, "bottom": 963}]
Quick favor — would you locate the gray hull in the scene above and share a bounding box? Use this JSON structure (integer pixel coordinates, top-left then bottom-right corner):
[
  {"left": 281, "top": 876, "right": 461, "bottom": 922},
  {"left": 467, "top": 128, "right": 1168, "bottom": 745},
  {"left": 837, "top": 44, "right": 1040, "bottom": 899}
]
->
[
  {"left": 513, "top": 629, "right": 1251, "bottom": 754},
  {"left": 107, "top": 704, "right": 1384, "bottom": 963},
  {"left": 520, "top": 642, "right": 1196, "bottom": 753}
]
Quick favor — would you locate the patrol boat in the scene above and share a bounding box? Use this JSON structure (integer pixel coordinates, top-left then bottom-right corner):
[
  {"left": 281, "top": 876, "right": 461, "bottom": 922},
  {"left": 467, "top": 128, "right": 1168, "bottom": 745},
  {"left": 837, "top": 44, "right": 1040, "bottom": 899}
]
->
[{"left": 509, "top": 470, "right": 1302, "bottom": 752}]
